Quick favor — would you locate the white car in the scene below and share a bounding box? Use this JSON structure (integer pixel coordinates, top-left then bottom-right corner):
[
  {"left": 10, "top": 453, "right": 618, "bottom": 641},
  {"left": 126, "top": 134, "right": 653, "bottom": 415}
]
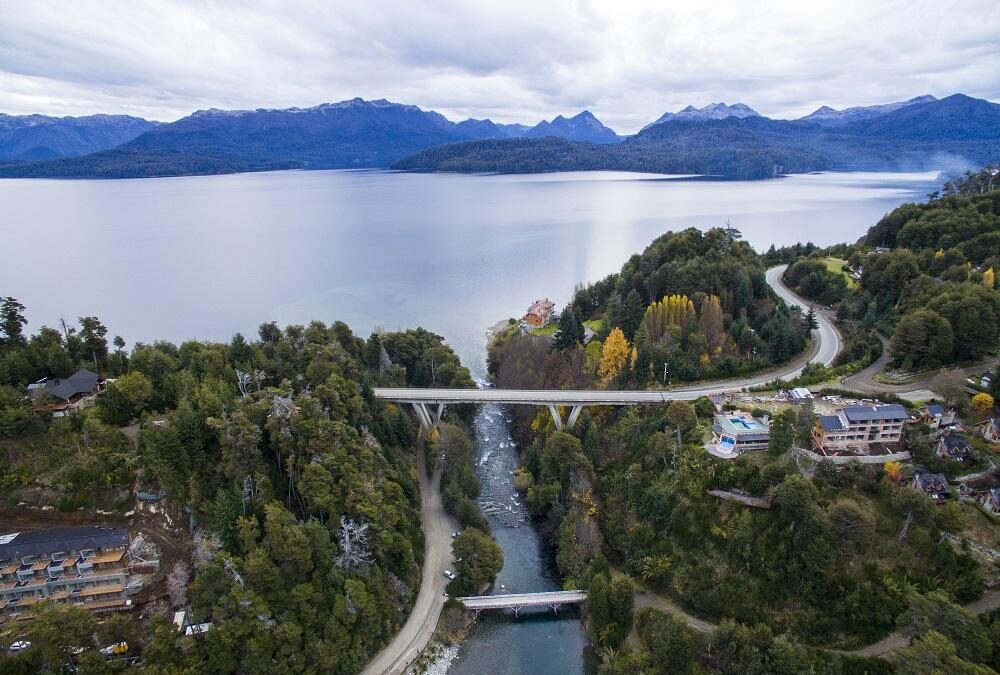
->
[
  {"left": 451, "top": 531, "right": 460, "bottom": 538},
  {"left": 443, "top": 569, "right": 456, "bottom": 580},
  {"left": 8, "top": 640, "right": 31, "bottom": 653}
]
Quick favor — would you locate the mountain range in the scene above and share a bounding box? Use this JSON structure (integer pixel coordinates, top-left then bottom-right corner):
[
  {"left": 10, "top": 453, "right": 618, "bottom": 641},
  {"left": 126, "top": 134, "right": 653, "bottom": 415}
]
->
[
  {"left": 0, "top": 93, "right": 997, "bottom": 179},
  {"left": 798, "top": 95, "right": 937, "bottom": 126},
  {"left": 642, "top": 102, "right": 761, "bottom": 129},
  {"left": 0, "top": 113, "right": 158, "bottom": 161}
]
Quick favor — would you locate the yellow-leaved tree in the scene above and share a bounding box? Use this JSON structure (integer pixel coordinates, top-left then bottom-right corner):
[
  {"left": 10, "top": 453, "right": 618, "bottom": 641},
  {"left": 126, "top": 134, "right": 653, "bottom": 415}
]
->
[
  {"left": 972, "top": 392, "right": 995, "bottom": 413},
  {"left": 598, "top": 328, "right": 629, "bottom": 385},
  {"left": 984, "top": 267, "right": 996, "bottom": 290},
  {"left": 884, "top": 460, "right": 903, "bottom": 482}
]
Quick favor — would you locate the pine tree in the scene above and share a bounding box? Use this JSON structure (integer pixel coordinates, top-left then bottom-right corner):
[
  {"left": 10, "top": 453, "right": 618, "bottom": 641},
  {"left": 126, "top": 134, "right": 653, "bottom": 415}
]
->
[
  {"left": 553, "top": 308, "right": 584, "bottom": 350},
  {"left": 0, "top": 296, "right": 28, "bottom": 348},
  {"left": 622, "top": 289, "right": 644, "bottom": 338},
  {"left": 806, "top": 307, "right": 819, "bottom": 331}
]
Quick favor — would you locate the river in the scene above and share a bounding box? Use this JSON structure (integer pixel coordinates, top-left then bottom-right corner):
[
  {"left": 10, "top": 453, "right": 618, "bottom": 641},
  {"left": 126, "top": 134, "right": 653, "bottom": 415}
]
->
[
  {"left": 444, "top": 397, "right": 598, "bottom": 675},
  {"left": 0, "top": 168, "right": 941, "bottom": 674}
]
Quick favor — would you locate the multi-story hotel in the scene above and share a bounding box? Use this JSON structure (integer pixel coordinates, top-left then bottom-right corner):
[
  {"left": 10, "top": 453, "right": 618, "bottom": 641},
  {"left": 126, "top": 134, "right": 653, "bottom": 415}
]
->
[
  {"left": 813, "top": 404, "right": 908, "bottom": 452},
  {"left": 0, "top": 527, "right": 133, "bottom": 618}
]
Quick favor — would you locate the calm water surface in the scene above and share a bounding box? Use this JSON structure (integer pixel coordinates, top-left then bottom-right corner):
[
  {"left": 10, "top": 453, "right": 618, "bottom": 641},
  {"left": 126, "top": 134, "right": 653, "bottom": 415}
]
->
[
  {"left": 0, "top": 169, "right": 939, "bottom": 674},
  {"left": 1, "top": 169, "right": 938, "bottom": 372}
]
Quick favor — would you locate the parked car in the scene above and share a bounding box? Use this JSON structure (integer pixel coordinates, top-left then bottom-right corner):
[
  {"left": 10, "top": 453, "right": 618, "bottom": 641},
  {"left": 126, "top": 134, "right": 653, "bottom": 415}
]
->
[
  {"left": 100, "top": 642, "right": 129, "bottom": 657},
  {"left": 443, "top": 569, "right": 456, "bottom": 580},
  {"left": 451, "top": 531, "right": 460, "bottom": 538}
]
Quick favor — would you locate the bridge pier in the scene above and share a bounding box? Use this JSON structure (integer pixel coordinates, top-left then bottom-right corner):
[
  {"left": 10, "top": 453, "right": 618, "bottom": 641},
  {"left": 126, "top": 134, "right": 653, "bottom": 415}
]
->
[
  {"left": 548, "top": 404, "right": 585, "bottom": 431},
  {"left": 411, "top": 402, "right": 446, "bottom": 437}
]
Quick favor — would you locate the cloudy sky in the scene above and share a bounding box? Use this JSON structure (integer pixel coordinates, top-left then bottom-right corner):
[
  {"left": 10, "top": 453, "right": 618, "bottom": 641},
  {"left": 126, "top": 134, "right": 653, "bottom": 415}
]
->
[{"left": 2, "top": 0, "right": 999, "bottom": 133}]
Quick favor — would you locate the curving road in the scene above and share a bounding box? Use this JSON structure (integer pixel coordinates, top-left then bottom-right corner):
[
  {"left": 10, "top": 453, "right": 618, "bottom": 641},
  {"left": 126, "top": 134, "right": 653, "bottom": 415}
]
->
[{"left": 764, "top": 265, "right": 841, "bottom": 373}]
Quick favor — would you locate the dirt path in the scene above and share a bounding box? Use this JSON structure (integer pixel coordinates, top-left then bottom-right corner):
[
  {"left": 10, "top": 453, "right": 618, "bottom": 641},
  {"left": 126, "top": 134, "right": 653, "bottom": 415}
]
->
[
  {"left": 633, "top": 586, "right": 1000, "bottom": 658},
  {"left": 361, "top": 449, "right": 457, "bottom": 675}
]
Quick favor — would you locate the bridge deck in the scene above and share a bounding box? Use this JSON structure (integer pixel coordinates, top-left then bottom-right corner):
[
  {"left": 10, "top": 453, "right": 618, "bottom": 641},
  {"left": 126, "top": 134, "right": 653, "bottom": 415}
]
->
[
  {"left": 456, "top": 590, "right": 586, "bottom": 610},
  {"left": 373, "top": 388, "right": 681, "bottom": 405}
]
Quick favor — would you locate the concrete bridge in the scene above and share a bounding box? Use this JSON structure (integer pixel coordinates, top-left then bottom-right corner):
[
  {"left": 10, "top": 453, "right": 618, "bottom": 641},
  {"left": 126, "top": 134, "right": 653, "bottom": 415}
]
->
[
  {"left": 456, "top": 590, "right": 586, "bottom": 617},
  {"left": 373, "top": 387, "right": 684, "bottom": 435}
]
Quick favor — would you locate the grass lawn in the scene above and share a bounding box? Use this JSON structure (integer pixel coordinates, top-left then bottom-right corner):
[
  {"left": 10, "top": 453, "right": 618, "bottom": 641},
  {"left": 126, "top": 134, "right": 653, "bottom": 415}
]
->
[
  {"left": 531, "top": 323, "right": 558, "bottom": 337},
  {"left": 532, "top": 318, "right": 603, "bottom": 338},
  {"left": 821, "top": 256, "right": 857, "bottom": 288}
]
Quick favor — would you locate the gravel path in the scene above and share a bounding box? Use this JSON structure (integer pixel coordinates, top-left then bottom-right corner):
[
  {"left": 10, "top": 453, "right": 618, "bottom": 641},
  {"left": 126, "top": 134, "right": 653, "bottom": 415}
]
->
[{"left": 361, "top": 450, "right": 457, "bottom": 675}]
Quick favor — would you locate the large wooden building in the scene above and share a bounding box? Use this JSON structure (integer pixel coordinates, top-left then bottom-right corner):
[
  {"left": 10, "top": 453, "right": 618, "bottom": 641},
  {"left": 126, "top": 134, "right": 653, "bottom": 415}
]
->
[{"left": 0, "top": 527, "right": 133, "bottom": 617}]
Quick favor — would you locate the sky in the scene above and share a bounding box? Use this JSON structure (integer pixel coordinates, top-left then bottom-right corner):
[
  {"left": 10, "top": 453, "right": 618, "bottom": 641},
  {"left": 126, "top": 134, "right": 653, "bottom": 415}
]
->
[{"left": 2, "top": 0, "right": 999, "bottom": 134}]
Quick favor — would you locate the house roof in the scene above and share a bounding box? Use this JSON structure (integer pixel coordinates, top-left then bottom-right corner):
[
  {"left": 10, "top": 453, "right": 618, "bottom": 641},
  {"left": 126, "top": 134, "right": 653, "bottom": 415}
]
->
[
  {"left": 914, "top": 473, "right": 949, "bottom": 493},
  {"left": 924, "top": 404, "right": 944, "bottom": 417},
  {"left": 0, "top": 527, "right": 129, "bottom": 562},
  {"left": 940, "top": 433, "right": 972, "bottom": 452},
  {"left": 843, "top": 404, "right": 908, "bottom": 423},
  {"left": 525, "top": 298, "right": 555, "bottom": 317},
  {"left": 28, "top": 369, "right": 100, "bottom": 402},
  {"left": 819, "top": 415, "right": 845, "bottom": 432}
]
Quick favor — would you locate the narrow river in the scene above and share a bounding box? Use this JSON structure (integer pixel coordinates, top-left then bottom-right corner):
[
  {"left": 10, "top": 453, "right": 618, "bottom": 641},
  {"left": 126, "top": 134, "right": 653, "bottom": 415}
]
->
[{"left": 446, "top": 384, "right": 598, "bottom": 675}]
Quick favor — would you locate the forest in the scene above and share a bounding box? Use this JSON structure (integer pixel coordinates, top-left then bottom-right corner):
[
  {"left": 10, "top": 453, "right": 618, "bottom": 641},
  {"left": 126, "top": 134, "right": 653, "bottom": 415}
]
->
[
  {"left": 499, "top": 369, "right": 1000, "bottom": 674},
  {"left": 490, "top": 226, "right": 810, "bottom": 399},
  {"left": 771, "top": 165, "right": 1000, "bottom": 372},
  {"left": 0, "top": 301, "right": 492, "bottom": 675}
]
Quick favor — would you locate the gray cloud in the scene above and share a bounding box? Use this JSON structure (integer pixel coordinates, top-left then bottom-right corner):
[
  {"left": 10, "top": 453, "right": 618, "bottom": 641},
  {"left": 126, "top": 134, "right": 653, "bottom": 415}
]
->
[{"left": 1, "top": 0, "right": 998, "bottom": 133}]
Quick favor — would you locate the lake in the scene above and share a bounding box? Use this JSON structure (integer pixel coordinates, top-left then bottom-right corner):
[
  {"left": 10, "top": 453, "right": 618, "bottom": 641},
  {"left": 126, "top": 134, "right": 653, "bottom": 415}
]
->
[{"left": 1, "top": 169, "right": 939, "bottom": 375}]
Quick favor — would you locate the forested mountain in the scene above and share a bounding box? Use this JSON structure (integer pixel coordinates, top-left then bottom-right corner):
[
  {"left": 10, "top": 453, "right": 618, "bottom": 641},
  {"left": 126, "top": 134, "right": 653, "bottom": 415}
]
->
[
  {"left": 0, "top": 113, "right": 157, "bottom": 161},
  {"left": 398, "top": 95, "right": 1000, "bottom": 178},
  {"left": 845, "top": 94, "right": 1000, "bottom": 141},
  {"left": 798, "top": 95, "right": 937, "bottom": 126}
]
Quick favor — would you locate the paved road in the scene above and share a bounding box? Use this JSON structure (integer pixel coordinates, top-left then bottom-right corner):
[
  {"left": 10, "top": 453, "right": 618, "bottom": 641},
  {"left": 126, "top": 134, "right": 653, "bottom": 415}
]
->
[
  {"left": 843, "top": 335, "right": 999, "bottom": 395},
  {"left": 457, "top": 590, "right": 586, "bottom": 610},
  {"left": 765, "top": 265, "right": 841, "bottom": 373},
  {"left": 361, "top": 450, "right": 456, "bottom": 675}
]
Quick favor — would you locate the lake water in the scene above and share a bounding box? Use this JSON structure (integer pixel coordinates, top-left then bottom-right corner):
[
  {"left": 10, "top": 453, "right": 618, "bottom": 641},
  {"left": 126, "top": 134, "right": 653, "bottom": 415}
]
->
[
  {"left": 0, "top": 169, "right": 939, "bottom": 374},
  {"left": 0, "top": 169, "right": 940, "bottom": 674}
]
